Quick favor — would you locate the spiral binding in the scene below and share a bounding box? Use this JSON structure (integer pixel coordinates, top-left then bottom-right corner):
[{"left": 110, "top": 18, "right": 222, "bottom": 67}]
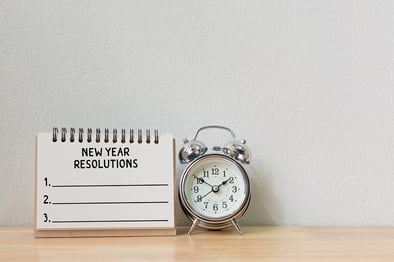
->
[{"left": 52, "top": 128, "right": 159, "bottom": 144}]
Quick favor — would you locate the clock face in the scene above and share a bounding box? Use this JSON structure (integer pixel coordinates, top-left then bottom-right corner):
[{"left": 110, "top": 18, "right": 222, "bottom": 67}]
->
[{"left": 180, "top": 154, "right": 250, "bottom": 221}]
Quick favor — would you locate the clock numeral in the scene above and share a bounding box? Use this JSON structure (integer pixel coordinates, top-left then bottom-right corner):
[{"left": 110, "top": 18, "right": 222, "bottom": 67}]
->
[
  {"left": 229, "top": 195, "right": 234, "bottom": 202},
  {"left": 44, "top": 177, "right": 51, "bottom": 187},
  {"left": 196, "top": 195, "right": 202, "bottom": 202},
  {"left": 212, "top": 168, "right": 219, "bottom": 175},
  {"left": 232, "top": 186, "right": 238, "bottom": 193},
  {"left": 229, "top": 177, "right": 234, "bottom": 184},
  {"left": 213, "top": 203, "right": 219, "bottom": 211},
  {"left": 193, "top": 186, "right": 199, "bottom": 193},
  {"left": 223, "top": 170, "right": 226, "bottom": 177},
  {"left": 204, "top": 202, "right": 208, "bottom": 209},
  {"left": 203, "top": 170, "right": 209, "bottom": 177},
  {"left": 43, "top": 195, "right": 50, "bottom": 204},
  {"left": 43, "top": 213, "right": 50, "bottom": 223},
  {"left": 196, "top": 177, "right": 204, "bottom": 184},
  {"left": 222, "top": 201, "right": 228, "bottom": 209}
]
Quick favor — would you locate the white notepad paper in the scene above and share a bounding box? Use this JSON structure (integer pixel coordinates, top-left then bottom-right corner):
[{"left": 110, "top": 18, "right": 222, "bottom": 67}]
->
[{"left": 35, "top": 128, "right": 175, "bottom": 237}]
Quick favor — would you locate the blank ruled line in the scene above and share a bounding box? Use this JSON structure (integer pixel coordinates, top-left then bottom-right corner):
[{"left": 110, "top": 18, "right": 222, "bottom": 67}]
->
[
  {"left": 51, "top": 219, "right": 169, "bottom": 223},
  {"left": 51, "top": 184, "right": 168, "bottom": 188},
  {"left": 52, "top": 201, "right": 169, "bottom": 205}
]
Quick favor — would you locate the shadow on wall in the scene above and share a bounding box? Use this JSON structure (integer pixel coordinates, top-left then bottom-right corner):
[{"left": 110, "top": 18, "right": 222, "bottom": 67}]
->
[{"left": 240, "top": 165, "right": 277, "bottom": 226}]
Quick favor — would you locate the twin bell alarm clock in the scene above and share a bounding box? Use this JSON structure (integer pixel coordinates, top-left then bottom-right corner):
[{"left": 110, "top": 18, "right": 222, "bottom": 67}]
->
[{"left": 178, "top": 126, "right": 251, "bottom": 235}]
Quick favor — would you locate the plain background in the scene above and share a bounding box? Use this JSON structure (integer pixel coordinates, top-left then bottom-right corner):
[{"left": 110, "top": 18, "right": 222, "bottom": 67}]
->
[{"left": 1, "top": 1, "right": 394, "bottom": 226}]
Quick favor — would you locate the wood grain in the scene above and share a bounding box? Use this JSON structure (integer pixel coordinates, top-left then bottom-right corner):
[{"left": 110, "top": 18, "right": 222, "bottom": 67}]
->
[{"left": 1, "top": 227, "right": 394, "bottom": 261}]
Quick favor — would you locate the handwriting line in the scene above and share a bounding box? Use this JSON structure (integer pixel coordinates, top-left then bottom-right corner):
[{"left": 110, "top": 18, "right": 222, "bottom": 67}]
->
[
  {"left": 51, "top": 184, "right": 168, "bottom": 188},
  {"left": 51, "top": 219, "right": 169, "bottom": 223},
  {"left": 52, "top": 201, "right": 168, "bottom": 205}
]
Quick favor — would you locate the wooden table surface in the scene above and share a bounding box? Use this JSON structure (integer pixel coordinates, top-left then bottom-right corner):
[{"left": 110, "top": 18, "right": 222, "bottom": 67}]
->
[{"left": 1, "top": 227, "right": 394, "bottom": 261}]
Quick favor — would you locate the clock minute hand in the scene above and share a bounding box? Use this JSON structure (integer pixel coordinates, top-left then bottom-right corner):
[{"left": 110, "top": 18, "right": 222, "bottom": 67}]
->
[
  {"left": 209, "top": 178, "right": 232, "bottom": 194},
  {"left": 218, "top": 177, "right": 232, "bottom": 187}
]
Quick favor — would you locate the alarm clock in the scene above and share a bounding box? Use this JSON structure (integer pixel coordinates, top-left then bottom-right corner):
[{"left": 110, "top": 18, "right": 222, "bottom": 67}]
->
[{"left": 178, "top": 126, "right": 251, "bottom": 235}]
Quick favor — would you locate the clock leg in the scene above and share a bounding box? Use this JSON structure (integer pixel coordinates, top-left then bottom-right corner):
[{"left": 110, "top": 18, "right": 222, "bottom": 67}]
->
[
  {"left": 231, "top": 219, "right": 243, "bottom": 235},
  {"left": 188, "top": 219, "right": 200, "bottom": 235}
]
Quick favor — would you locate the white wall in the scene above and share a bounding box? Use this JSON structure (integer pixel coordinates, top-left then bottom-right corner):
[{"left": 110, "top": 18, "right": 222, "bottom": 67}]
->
[{"left": 1, "top": 0, "right": 394, "bottom": 226}]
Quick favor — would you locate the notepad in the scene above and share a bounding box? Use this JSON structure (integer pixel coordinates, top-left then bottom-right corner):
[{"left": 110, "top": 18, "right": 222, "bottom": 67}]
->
[{"left": 35, "top": 128, "right": 175, "bottom": 237}]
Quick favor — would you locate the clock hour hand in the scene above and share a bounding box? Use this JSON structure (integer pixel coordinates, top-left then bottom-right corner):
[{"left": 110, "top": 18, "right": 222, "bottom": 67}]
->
[{"left": 193, "top": 175, "right": 213, "bottom": 187}]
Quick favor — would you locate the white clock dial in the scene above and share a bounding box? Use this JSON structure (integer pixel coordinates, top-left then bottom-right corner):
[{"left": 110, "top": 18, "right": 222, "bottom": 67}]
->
[{"left": 180, "top": 155, "right": 250, "bottom": 221}]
